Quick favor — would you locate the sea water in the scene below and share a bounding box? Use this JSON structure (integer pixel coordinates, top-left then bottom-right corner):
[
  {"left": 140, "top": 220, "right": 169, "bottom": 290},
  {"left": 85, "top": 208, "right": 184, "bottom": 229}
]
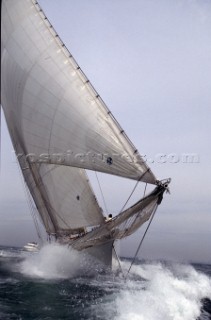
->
[{"left": 0, "top": 244, "right": 210, "bottom": 320}]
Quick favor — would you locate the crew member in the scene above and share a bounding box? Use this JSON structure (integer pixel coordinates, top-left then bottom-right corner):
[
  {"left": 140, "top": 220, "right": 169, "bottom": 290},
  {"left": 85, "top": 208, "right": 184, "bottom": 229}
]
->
[{"left": 105, "top": 214, "right": 113, "bottom": 222}]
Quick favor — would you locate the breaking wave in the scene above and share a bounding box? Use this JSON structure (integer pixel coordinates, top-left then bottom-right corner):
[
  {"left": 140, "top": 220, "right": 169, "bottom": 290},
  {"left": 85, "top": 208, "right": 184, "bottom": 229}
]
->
[
  {"left": 113, "top": 261, "right": 211, "bottom": 320},
  {"left": 12, "top": 244, "right": 211, "bottom": 319}
]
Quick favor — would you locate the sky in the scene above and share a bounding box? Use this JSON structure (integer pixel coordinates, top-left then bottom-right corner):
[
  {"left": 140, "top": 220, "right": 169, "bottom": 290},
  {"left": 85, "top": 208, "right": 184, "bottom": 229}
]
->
[{"left": 0, "top": 0, "right": 211, "bottom": 263}]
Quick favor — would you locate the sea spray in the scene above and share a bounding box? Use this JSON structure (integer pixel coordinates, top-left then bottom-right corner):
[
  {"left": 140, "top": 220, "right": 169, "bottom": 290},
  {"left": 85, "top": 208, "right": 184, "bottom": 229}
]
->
[
  {"left": 20, "top": 243, "right": 101, "bottom": 279},
  {"left": 113, "top": 261, "right": 211, "bottom": 320}
]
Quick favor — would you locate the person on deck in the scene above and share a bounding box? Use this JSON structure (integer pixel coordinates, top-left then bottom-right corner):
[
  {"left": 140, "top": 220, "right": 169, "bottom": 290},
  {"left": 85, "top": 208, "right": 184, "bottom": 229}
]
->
[{"left": 105, "top": 214, "right": 113, "bottom": 222}]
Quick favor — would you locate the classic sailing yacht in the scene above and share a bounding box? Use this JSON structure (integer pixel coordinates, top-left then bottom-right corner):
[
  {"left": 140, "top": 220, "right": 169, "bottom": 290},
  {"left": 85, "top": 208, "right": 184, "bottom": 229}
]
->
[{"left": 1, "top": 0, "right": 170, "bottom": 269}]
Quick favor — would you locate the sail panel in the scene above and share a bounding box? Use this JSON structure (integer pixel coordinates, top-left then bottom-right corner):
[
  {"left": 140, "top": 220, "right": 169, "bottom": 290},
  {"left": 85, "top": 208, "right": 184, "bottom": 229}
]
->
[
  {"left": 1, "top": 0, "right": 156, "bottom": 184},
  {"left": 111, "top": 200, "right": 158, "bottom": 238},
  {"left": 38, "top": 164, "right": 104, "bottom": 230}
]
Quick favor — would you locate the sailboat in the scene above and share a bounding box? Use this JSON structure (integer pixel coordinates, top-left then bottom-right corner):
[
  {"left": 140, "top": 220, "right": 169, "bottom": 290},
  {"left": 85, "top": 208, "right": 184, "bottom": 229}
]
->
[{"left": 1, "top": 0, "right": 170, "bottom": 270}]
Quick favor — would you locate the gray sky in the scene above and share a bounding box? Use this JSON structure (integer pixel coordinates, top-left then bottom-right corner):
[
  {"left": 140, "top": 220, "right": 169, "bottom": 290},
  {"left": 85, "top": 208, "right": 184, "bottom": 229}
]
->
[{"left": 0, "top": 0, "right": 211, "bottom": 263}]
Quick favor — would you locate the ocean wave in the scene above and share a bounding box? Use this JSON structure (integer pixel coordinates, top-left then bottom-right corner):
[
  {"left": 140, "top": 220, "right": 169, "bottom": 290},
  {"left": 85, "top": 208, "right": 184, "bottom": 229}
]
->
[
  {"left": 0, "top": 244, "right": 210, "bottom": 320},
  {"left": 113, "top": 260, "right": 211, "bottom": 320}
]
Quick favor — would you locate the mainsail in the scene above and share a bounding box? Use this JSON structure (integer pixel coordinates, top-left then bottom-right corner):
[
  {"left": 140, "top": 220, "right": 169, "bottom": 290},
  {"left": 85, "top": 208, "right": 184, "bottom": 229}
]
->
[
  {"left": 1, "top": 0, "right": 169, "bottom": 254},
  {"left": 1, "top": 0, "right": 156, "bottom": 184}
]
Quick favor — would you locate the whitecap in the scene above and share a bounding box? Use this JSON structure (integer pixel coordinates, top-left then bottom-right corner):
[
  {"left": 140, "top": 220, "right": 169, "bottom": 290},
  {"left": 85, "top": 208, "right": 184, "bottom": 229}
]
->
[{"left": 113, "top": 261, "right": 211, "bottom": 320}]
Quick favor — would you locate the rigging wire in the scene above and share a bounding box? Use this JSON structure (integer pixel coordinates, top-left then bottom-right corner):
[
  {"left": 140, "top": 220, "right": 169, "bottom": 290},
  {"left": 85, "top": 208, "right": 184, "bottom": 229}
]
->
[
  {"left": 125, "top": 203, "right": 158, "bottom": 280},
  {"left": 119, "top": 169, "right": 150, "bottom": 214},
  {"left": 120, "top": 182, "right": 149, "bottom": 238},
  {"left": 143, "top": 183, "right": 147, "bottom": 197},
  {"left": 119, "top": 179, "right": 140, "bottom": 213},
  {"left": 94, "top": 173, "right": 151, "bottom": 278},
  {"left": 95, "top": 171, "right": 109, "bottom": 215}
]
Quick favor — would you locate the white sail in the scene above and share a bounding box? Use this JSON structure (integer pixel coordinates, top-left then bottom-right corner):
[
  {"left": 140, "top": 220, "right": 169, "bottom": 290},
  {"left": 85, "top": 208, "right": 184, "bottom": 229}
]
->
[{"left": 1, "top": 0, "right": 156, "bottom": 184}]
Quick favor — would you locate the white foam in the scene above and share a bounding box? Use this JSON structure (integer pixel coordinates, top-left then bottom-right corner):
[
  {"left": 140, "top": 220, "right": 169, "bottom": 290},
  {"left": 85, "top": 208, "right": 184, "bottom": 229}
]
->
[
  {"left": 18, "top": 245, "right": 211, "bottom": 319},
  {"left": 114, "top": 261, "right": 211, "bottom": 320},
  {"left": 20, "top": 243, "right": 94, "bottom": 279}
]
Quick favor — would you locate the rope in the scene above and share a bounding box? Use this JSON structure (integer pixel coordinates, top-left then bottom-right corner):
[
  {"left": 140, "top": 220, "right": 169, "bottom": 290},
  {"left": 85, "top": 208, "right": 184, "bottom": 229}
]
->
[
  {"left": 119, "top": 179, "right": 140, "bottom": 213},
  {"left": 125, "top": 203, "right": 158, "bottom": 280},
  {"left": 120, "top": 182, "right": 148, "bottom": 237},
  {"left": 119, "top": 169, "right": 149, "bottom": 214},
  {"left": 143, "top": 183, "right": 147, "bottom": 197},
  {"left": 95, "top": 171, "right": 109, "bottom": 215}
]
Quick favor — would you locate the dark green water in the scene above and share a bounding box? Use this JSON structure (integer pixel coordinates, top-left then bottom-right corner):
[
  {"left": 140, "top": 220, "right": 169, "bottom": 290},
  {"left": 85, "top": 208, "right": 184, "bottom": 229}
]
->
[{"left": 0, "top": 245, "right": 211, "bottom": 320}]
